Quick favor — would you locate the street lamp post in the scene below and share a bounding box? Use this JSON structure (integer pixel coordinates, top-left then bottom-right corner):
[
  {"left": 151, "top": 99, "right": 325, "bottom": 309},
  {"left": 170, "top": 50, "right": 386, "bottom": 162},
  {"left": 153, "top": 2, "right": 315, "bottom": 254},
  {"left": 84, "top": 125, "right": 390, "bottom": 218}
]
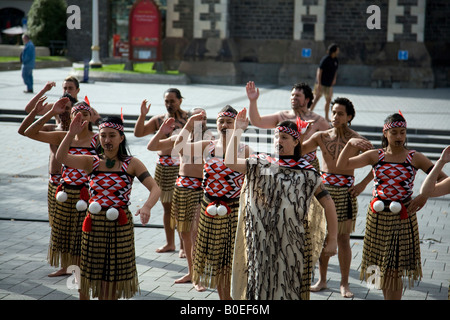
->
[{"left": 89, "top": 0, "right": 102, "bottom": 68}]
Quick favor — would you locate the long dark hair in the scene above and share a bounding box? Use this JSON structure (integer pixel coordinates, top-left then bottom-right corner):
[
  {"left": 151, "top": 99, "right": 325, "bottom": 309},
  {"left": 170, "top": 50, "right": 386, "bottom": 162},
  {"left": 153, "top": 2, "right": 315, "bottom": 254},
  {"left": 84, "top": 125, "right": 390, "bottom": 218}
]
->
[
  {"left": 96, "top": 116, "right": 131, "bottom": 161},
  {"left": 277, "top": 120, "right": 302, "bottom": 159},
  {"left": 382, "top": 113, "right": 408, "bottom": 149}
]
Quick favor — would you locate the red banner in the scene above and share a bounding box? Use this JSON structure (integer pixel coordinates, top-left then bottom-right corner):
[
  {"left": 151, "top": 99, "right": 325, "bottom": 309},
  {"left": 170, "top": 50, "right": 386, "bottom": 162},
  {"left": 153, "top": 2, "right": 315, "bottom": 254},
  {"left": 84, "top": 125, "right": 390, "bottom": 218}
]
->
[{"left": 129, "top": 0, "right": 161, "bottom": 61}]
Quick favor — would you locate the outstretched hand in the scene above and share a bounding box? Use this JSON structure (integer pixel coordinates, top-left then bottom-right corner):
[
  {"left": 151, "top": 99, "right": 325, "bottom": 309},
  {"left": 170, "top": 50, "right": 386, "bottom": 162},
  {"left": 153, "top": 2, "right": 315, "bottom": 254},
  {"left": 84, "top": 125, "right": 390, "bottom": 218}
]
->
[
  {"left": 439, "top": 146, "right": 450, "bottom": 164},
  {"left": 348, "top": 137, "right": 373, "bottom": 152},
  {"left": 43, "top": 81, "right": 56, "bottom": 92},
  {"left": 159, "top": 117, "right": 176, "bottom": 135},
  {"left": 35, "top": 96, "right": 49, "bottom": 114},
  {"left": 186, "top": 111, "right": 206, "bottom": 131},
  {"left": 235, "top": 108, "right": 249, "bottom": 131},
  {"left": 135, "top": 207, "right": 151, "bottom": 225},
  {"left": 69, "top": 112, "right": 87, "bottom": 135},
  {"left": 51, "top": 97, "right": 70, "bottom": 115},
  {"left": 246, "top": 81, "right": 259, "bottom": 101},
  {"left": 140, "top": 99, "right": 151, "bottom": 116}
]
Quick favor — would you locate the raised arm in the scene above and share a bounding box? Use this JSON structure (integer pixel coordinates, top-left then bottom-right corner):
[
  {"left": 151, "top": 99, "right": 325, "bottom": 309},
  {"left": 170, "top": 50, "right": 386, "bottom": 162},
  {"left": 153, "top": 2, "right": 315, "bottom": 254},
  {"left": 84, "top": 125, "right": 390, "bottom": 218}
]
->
[
  {"left": 225, "top": 108, "right": 248, "bottom": 173},
  {"left": 24, "top": 81, "right": 56, "bottom": 114},
  {"left": 420, "top": 146, "right": 450, "bottom": 198},
  {"left": 147, "top": 118, "right": 176, "bottom": 151},
  {"left": 18, "top": 96, "right": 51, "bottom": 135},
  {"left": 246, "top": 81, "right": 279, "bottom": 129},
  {"left": 129, "top": 158, "right": 161, "bottom": 225},
  {"left": 336, "top": 137, "right": 376, "bottom": 170},
  {"left": 23, "top": 97, "right": 69, "bottom": 145},
  {"left": 174, "top": 112, "right": 206, "bottom": 156},
  {"left": 134, "top": 99, "right": 158, "bottom": 137},
  {"left": 55, "top": 112, "right": 93, "bottom": 172},
  {"left": 301, "top": 131, "right": 321, "bottom": 156}
]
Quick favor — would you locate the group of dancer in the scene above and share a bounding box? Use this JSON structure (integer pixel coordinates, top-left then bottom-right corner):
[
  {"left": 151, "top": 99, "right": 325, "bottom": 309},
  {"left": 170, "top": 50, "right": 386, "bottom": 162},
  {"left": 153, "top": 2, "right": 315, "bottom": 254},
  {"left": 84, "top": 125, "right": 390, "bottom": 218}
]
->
[{"left": 18, "top": 76, "right": 449, "bottom": 300}]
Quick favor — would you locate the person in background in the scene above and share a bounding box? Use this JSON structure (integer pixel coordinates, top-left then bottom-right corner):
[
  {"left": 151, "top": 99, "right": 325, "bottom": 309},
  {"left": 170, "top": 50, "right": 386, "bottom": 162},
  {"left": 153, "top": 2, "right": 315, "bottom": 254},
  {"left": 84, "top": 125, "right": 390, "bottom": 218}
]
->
[
  {"left": 21, "top": 34, "right": 35, "bottom": 94},
  {"left": 310, "top": 43, "right": 340, "bottom": 122},
  {"left": 134, "top": 88, "right": 189, "bottom": 256}
]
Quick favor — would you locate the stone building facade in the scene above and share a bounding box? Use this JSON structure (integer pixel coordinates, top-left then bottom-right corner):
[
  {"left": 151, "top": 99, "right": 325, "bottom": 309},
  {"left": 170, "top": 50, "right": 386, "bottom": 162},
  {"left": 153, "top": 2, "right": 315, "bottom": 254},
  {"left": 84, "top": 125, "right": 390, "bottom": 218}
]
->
[{"left": 64, "top": 0, "right": 450, "bottom": 87}]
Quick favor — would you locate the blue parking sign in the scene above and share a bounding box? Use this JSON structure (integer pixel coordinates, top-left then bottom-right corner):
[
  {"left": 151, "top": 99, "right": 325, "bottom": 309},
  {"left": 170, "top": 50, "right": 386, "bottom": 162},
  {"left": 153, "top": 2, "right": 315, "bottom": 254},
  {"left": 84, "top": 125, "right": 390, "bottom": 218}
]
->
[
  {"left": 398, "top": 50, "right": 408, "bottom": 61},
  {"left": 302, "top": 48, "right": 311, "bottom": 58}
]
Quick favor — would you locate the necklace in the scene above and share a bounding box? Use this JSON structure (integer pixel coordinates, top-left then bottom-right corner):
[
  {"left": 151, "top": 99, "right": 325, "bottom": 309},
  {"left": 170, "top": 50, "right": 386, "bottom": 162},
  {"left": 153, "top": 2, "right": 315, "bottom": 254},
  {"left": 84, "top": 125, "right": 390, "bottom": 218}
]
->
[{"left": 106, "top": 158, "right": 116, "bottom": 168}]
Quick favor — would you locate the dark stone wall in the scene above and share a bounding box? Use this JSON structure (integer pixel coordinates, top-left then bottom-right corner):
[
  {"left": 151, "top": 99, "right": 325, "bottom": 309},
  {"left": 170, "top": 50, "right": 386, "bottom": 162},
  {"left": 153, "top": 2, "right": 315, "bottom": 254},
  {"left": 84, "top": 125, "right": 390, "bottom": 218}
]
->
[
  {"left": 425, "top": 0, "right": 450, "bottom": 86},
  {"left": 229, "top": 0, "right": 294, "bottom": 40}
]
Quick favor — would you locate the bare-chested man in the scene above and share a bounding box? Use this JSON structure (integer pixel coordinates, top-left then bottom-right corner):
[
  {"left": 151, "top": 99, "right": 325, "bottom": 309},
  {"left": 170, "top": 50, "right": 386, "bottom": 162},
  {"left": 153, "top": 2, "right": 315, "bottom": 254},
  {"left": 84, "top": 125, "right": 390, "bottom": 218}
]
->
[
  {"left": 246, "top": 81, "right": 330, "bottom": 168},
  {"left": 147, "top": 108, "right": 212, "bottom": 290},
  {"left": 302, "top": 97, "right": 373, "bottom": 298},
  {"left": 134, "top": 88, "right": 189, "bottom": 255}
]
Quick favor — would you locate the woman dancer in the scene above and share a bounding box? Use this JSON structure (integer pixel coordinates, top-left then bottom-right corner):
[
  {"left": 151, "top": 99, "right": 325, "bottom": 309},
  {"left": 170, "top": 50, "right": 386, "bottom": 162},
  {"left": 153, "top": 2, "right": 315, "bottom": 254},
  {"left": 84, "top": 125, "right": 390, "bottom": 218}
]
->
[
  {"left": 148, "top": 108, "right": 212, "bottom": 288},
  {"left": 336, "top": 112, "right": 447, "bottom": 300},
  {"left": 56, "top": 114, "right": 160, "bottom": 300},
  {"left": 24, "top": 97, "right": 97, "bottom": 276},
  {"left": 175, "top": 105, "right": 251, "bottom": 300},
  {"left": 226, "top": 109, "right": 338, "bottom": 300}
]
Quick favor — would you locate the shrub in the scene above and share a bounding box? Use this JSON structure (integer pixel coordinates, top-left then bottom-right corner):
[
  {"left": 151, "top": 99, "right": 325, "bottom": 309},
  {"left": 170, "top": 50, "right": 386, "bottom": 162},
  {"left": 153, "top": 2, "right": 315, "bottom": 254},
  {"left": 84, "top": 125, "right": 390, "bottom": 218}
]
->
[{"left": 27, "top": 0, "right": 67, "bottom": 47}]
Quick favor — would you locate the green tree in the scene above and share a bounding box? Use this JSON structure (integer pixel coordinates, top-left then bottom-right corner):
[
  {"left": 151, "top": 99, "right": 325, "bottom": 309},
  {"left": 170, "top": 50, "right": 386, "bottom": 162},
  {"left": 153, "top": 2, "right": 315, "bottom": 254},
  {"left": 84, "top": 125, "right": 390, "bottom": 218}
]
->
[{"left": 27, "top": 0, "right": 67, "bottom": 47}]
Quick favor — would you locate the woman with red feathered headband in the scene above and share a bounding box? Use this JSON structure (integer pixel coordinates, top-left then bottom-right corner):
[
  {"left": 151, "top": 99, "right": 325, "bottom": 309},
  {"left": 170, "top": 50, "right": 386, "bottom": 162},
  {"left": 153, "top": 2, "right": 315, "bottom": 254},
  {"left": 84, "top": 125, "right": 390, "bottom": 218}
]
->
[
  {"left": 337, "top": 111, "right": 447, "bottom": 300},
  {"left": 226, "top": 108, "right": 338, "bottom": 300}
]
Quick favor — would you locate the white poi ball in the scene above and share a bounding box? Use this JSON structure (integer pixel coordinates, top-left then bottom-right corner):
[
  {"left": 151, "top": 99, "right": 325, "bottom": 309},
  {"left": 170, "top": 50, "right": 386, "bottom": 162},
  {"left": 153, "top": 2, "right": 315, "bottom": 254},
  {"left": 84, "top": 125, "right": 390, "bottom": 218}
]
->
[
  {"left": 56, "top": 191, "right": 68, "bottom": 202},
  {"left": 76, "top": 200, "right": 88, "bottom": 211},
  {"left": 217, "top": 204, "right": 228, "bottom": 216},
  {"left": 373, "top": 200, "right": 384, "bottom": 212},
  {"left": 206, "top": 205, "right": 217, "bottom": 216},
  {"left": 89, "top": 201, "right": 102, "bottom": 214},
  {"left": 106, "top": 208, "right": 119, "bottom": 221},
  {"left": 389, "top": 201, "right": 402, "bottom": 214}
]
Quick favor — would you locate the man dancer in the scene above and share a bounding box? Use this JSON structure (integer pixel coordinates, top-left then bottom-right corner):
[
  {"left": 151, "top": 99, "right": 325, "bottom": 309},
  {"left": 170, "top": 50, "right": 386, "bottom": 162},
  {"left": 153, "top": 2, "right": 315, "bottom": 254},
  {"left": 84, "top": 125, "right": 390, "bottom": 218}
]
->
[
  {"left": 302, "top": 97, "right": 373, "bottom": 298},
  {"left": 134, "top": 88, "right": 189, "bottom": 255}
]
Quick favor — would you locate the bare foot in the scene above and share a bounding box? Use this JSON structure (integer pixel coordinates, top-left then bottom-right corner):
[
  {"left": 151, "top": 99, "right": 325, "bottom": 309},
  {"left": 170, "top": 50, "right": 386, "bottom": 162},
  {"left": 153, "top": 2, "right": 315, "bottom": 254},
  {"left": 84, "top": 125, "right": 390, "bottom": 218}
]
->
[
  {"left": 194, "top": 283, "right": 206, "bottom": 292},
  {"left": 48, "top": 268, "right": 69, "bottom": 277},
  {"left": 179, "top": 249, "right": 186, "bottom": 258},
  {"left": 155, "top": 244, "right": 175, "bottom": 253},
  {"left": 310, "top": 280, "right": 327, "bottom": 292},
  {"left": 340, "top": 284, "right": 354, "bottom": 298},
  {"left": 175, "top": 274, "right": 191, "bottom": 284}
]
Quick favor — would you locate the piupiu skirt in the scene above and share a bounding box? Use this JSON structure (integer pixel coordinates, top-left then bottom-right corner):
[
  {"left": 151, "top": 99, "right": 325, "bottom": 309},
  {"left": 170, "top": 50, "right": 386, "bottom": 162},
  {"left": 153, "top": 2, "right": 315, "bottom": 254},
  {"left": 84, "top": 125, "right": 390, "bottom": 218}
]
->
[
  {"left": 360, "top": 204, "right": 422, "bottom": 291},
  {"left": 47, "top": 181, "right": 59, "bottom": 227},
  {"left": 170, "top": 185, "right": 203, "bottom": 232},
  {"left": 325, "top": 185, "right": 358, "bottom": 234},
  {"left": 79, "top": 207, "right": 139, "bottom": 299},
  {"left": 154, "top": 163, "right": 179, "bottom": 203},
  {"left": 48, "top": 186, "right": 86, "bottom": 268},
  {"left": 192, "top": 196, "right": 240, "bottom": 289}
]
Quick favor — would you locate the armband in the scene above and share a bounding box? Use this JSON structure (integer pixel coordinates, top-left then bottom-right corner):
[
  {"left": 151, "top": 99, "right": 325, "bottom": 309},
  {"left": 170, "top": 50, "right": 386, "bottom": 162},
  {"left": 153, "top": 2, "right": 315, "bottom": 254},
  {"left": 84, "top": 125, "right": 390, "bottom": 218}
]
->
[
  {"left": 315, "top": 189, "right": 330, "bottom": 201},
  {"left": 137, "top": 171, "right": 151, "bottom": 183}
]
